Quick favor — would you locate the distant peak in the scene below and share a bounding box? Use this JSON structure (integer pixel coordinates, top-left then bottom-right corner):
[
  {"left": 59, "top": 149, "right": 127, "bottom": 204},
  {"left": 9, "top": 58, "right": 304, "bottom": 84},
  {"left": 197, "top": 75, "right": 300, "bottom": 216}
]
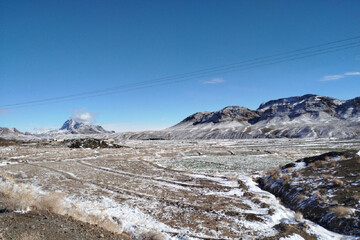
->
[
  {"left": 58, "top": 119, "right": 113, "bottom": 134},
  {"left": 60, "top": 119, "right": 85, "bottom": 131}
]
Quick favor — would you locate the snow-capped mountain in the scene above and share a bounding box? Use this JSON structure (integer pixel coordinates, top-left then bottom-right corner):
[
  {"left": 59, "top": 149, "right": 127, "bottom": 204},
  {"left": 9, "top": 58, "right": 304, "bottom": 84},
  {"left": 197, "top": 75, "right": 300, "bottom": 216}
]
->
[
  {"left": 116, "top": 94, "right": 360, "bottom": 140},
  {"left": 55, "top": 119, "right": 113, "bottom": 135},
  {"left": 0, "top": 127, "right": 37, "bottom": 140},
  {"left": 58, "top": 119, "right": 110, "bottom": 134},
  {"left": 0, "top": 127, "right": 22, "bottom": 135}
]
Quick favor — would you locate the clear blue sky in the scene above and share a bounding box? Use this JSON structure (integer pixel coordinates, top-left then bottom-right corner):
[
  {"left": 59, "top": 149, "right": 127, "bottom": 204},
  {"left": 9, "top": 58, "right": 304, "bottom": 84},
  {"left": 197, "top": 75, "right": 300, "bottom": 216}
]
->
[{"left": 1, "top": 0, "right": 359, "bottom": 132}]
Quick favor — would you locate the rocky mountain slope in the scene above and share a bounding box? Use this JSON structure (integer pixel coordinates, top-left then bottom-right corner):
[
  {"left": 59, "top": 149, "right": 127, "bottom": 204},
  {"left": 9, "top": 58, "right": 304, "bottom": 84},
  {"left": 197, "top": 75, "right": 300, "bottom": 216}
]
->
[
  {"left": 0, "top": 127, "right": 34, "bottom": 140},
  {"left": 117, "top": 94, "right": 360, "bottom": 140}
]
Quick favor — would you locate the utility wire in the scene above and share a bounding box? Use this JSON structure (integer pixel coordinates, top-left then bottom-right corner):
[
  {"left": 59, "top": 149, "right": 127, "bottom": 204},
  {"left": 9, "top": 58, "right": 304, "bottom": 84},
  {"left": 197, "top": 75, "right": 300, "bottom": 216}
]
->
[{"left": 2, "top": 36, "right": 360, "bottom": 109}]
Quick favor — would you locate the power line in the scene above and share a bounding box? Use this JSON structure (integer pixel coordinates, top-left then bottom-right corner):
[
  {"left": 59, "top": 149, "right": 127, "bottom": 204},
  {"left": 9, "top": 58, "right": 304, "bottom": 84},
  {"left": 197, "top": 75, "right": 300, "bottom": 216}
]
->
[
  {"left": 6, "top": 42, "right": 360, "bottom": 110},
  {"left": 2, "top": 36, "right": 360, "bottom": 109}
]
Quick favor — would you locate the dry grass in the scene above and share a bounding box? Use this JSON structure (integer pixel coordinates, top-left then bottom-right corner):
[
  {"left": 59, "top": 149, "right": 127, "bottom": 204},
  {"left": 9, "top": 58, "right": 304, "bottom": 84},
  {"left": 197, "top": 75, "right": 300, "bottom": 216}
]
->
[
  {"left": 35, "top": 192, "right": 67, "bottom": 215},
  {"left": 330, "top": 206, "right": 354, "bottom": 217},
  {"left": 314, "top": 160, "right": 327, "bottom": 167},
  {"left": 99, "top": 218, "right": 123, "bottom": 234},
  {"left": 0, "top": 182, "right": 37, "bottom": 211},
  {"left": 139, "top": 230, "right": 167, "bottom": 240},
  {"left": 19, "top": 232, "right": 42, "bottom": 240},
  {"left": 269, "top": 169, "right": 281, "bottom": 180},
  {"left": 313, "top": 191, "right": 326, "bottom": 202},
  {"left": 296, "top": 194, "right": 307, "bottom": 201},
  {"left": 329, "top": 161, "right": 337, "bottom": 167},
  {"left": 281, "top": 174, "right": 291, "bottom": 181},
  {"left": 262, "top": 178, "right": 269, "bottom": 184},
  {"left": 319, "top": 174, "right": 332, "bottom": 180},
  {"left": 294, "top": 211, "right": 303, "bottom": 221},
  {"left": 331, "top": 179, "right": 344, "bottom": 187},
  {"left": 308, "top": 163, "right": 317, "bottom": 171},
  {"left": 0, "top": 175, "right": 124, "bottom": 235},
  {"left": 353, "top": 193, "right": 360, "bottom": 201}
]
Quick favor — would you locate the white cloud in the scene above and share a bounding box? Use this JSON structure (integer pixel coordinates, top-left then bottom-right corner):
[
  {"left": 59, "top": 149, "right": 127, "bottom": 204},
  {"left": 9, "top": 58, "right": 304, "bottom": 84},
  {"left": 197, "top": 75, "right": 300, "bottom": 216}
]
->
[
  {"left": 320, "top": 75, "right": 344, "bottom": 81},
  {"left": 344, "top": 72, "right": 360, "bottom": 76},
  {"left": 320, "top": 71, "right": 359, "bottom": 81},
  {"left": 71, "top": 109, "right": 96, "bottom": 123},
  {"left": 203, "top": 78, "right": 226, "bottom": 84}
]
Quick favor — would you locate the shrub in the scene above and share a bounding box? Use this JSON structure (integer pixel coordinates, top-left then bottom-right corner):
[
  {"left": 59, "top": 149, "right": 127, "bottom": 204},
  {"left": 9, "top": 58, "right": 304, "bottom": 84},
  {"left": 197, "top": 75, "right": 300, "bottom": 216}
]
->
[
  {"left": 314, "top": 160, "right": 326, "bottom": 167},
  {"left": 330, "top": 206, "right": 354, "bottom": 217},
  {"left": 99, "top": 218, "right": 123, "bottom": 234},
  {"left": 139, "top": 230, "right": 167, "bottom": 240},
  {"left": 319, "top": 174, "right": 332, "bottom": 180},
  {"left": 329, "top": 161, "right": 337, "bottom": 167},
  {"left": 35, "top": 192, "right": 67, "bottom": 215},
  {"left": 0, "top": 182, "right": 36, "bottom": 211},
  {"left": 281, "top": 174, "right": 291, "bottom": 181},
  {"left": 332, "top": 179, "right": 344, "bottom": 187},
  {"left": 353, "top": 193, "right": 360, "bottom": 201},
  {"left": 296, "top": 194, "right": 307, "bottom": 201},
  {"left": 294, "top": 211, "right": 303, "bottom": 221}
]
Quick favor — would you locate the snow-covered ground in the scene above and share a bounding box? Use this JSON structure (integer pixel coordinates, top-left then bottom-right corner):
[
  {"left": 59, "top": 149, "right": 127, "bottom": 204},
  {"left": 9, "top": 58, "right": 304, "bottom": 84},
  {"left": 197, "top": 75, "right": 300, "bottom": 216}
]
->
[{"left": 0, "top": 139, "right": 359, "bottom": 239}]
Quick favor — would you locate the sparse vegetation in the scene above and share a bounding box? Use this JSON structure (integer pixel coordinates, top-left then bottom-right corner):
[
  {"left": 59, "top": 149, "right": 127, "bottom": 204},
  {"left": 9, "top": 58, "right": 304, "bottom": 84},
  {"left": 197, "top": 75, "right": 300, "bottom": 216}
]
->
[
  {"left": 259, "top": 150, "right": 360, "bottom": 236},
  {"left": 139, "top": 231, "right": 167, "bottom": 240},
  {"left": 330, "top": 206, "right": 354, "bottom": 217},
  {"left": 0, "top": 175, "right": 124, "bottom": 235},
  {"left": 331, "top": 178, "right": 344, "bottom": 187}
]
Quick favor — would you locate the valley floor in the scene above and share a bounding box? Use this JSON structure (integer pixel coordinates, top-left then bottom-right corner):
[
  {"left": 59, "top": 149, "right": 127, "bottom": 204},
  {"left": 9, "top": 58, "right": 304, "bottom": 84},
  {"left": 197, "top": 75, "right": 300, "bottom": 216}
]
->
[{"left": 0, "top": 139, "right": 359, "bottom": 239}]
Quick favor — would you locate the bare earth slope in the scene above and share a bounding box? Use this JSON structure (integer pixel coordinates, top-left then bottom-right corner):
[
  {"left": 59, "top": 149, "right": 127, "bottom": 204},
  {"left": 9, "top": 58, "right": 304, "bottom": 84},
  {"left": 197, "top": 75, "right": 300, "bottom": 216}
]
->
[{"left": 0, "top": 206, "right": 131, "bottom": 240}]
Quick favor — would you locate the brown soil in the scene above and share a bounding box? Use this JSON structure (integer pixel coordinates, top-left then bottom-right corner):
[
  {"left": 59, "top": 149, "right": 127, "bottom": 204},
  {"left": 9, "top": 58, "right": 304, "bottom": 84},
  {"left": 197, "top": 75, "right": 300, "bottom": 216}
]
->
[{"left": 0, "top": 197, "right": 130, "bottom": 240}]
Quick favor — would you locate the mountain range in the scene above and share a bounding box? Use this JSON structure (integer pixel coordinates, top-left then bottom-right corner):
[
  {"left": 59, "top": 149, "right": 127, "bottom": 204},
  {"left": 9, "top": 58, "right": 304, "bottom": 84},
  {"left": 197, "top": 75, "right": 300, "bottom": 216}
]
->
[{"left": 1, "top": 94, "right": 359, "bottom": 139}]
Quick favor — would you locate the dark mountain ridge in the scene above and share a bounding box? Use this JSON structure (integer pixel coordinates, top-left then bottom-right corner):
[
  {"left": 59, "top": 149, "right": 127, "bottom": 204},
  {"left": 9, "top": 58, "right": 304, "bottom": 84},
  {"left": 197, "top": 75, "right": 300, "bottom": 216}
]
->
[{"left": 174, "top": 94, "right": 359, "bottom": 127}]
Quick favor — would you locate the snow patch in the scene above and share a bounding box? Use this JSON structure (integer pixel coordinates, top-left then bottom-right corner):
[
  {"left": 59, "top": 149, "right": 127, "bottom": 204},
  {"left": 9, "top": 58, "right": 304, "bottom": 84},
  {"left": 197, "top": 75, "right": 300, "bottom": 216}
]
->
[
  {"left": 279, "top": 234, "right": 305, "bottom": 240},
  {"left": 293, "top": 161, "right": 306, "bottom": 171}
]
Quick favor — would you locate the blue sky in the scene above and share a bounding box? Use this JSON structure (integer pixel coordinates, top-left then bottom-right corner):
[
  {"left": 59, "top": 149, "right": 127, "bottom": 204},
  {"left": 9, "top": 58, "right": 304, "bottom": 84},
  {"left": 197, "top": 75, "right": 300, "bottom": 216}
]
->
[{"left": 1, "top": 0, "right": 359, "bottom": 132}]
